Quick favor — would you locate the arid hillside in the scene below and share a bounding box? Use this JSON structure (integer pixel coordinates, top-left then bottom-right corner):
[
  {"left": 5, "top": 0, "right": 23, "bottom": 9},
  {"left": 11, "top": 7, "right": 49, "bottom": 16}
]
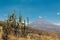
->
[
  {"left": 0, "top": 26, "right": 60, "bottom": 40},
  {"left": 0, "top": 11, "right": 60, "bottom": 40}
]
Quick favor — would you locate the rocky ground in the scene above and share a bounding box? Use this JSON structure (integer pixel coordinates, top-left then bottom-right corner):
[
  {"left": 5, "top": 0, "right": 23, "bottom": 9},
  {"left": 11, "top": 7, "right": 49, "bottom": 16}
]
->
[
  {"left": 7, "top": 33, "right": 60, "bottom": 40},
  {"left": 0, "top": 26, "right": 60, "bottom": 40}
]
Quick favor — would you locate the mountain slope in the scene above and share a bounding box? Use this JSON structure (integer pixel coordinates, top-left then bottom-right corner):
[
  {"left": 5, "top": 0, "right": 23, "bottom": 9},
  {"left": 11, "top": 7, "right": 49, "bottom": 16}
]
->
[{"left": 29, "top": 19, "right": 60, "bottom": 33}]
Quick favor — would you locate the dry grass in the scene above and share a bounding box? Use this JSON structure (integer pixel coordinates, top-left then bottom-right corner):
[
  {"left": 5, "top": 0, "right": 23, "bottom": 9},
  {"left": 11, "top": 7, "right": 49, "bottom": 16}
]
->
[
  {"left": 0, "top": 26, "right": 60, "bottom": 40},
  {"left": 0, "top": 26, "right": 3, "bottom": 40},
  {"left": 40, "top": 35, "right": 59, "bottom": 40}
]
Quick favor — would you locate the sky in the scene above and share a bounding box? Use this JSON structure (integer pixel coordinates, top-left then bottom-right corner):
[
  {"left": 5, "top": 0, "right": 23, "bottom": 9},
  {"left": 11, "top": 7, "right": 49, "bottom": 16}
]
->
[{"left": 0, "top": 0, "right": 60, "bottom": 24}]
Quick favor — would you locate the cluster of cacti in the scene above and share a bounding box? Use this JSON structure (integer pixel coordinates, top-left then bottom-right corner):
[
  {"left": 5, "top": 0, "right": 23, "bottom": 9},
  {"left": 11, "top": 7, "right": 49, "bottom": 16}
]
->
[{"left": 2, "top": 10, "right": 29, "bottom": 40}]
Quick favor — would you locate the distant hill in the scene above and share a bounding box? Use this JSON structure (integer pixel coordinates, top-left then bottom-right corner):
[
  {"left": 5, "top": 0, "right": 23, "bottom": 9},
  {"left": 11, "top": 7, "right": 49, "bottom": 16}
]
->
[
  {"left": 0, "top": 19, "right": 60, "bottom": 33},
  {"left": 29, "top": 18, "right": 60, "bottom": 33}
]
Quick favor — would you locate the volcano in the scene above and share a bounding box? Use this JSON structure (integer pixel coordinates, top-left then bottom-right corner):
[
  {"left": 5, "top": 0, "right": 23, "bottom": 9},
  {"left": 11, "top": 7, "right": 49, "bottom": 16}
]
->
[{"left": 29, "top": 18, "right": 60, "bottom": 33}]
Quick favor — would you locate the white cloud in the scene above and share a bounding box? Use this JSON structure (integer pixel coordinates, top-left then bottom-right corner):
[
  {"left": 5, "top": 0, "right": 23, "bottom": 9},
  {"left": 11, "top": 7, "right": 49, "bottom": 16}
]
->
[
  {"left": 39, "top": 16, "right": 47, "bottom": 19},
  {"left": 39, "top": 16, "right": 43, "bottom": 19},
  {"left": 57, "top": 13, "right": 60, "bottom": 15},
  {"left": 53, "top": 23, "right": 60, "bottom": 25}
]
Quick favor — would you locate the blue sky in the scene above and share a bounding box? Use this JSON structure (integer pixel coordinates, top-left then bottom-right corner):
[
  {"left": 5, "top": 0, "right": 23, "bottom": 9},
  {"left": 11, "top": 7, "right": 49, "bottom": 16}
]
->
[{"left": 0, "top": 0, "right": 60, "bottom": 23}]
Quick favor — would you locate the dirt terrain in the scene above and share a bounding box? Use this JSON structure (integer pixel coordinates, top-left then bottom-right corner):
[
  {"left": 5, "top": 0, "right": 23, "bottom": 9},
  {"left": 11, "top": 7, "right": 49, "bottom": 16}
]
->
[{"left": 0, "top": 26, "right": 60, "bottom": 40}]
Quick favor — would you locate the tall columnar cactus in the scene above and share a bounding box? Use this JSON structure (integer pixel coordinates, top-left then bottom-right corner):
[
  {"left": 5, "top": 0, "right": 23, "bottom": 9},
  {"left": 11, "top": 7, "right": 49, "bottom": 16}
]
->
[
  {"left": 8, "top": 12, "right": 10, "bottom": 21},
  {"left": 12, "top": 9, "right": 16, "bottom": 26},
  {"left": 2, "top": 10, "right": 30, "bottom": 39},
  {"left": 22, "top": 19, "right": 28, "bottom": 37},
  {"left": 27, "top": 17, "right": 29, "bottom": 27},
  {"left": 7, "top": 12, "right": 11, "bottom": 27},
  {"left": 23, "top": 19, "right": 26, "bottom": 33},
  {"left": 19, "top": 13, "right": 22, "bottom": 28},
  {"left": 7, "top": 10, "right": 17, "bottom": 26}
]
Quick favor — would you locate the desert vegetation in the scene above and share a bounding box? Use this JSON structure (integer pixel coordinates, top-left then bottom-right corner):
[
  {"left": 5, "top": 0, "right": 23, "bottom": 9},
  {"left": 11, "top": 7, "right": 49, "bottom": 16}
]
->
[{"left": 0, "top": 10, "right": 60, "bottom": 40}]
